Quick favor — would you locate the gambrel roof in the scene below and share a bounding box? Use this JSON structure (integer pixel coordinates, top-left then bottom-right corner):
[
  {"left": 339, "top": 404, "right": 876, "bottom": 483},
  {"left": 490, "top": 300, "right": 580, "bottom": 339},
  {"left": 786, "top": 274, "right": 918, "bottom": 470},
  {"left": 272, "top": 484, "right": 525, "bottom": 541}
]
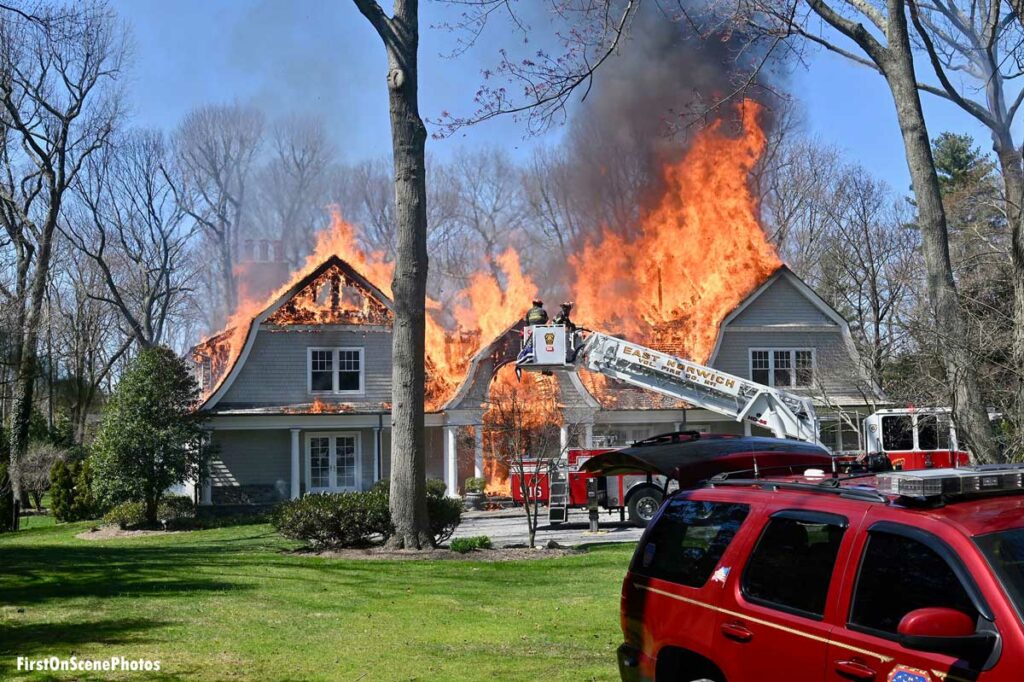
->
[{"left": 196, "top": 255, "right": 393, "bottom": 411}]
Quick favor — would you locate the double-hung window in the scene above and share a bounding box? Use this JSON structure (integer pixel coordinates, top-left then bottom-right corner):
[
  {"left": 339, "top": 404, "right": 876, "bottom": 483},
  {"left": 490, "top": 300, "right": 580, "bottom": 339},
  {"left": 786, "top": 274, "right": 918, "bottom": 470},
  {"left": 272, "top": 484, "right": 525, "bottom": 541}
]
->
[
  {"left": 308, "top": 347, "right": 364, "bottom": 395},
  {"left": 750, "top": 349, "right": 815, "bottom": 388}
]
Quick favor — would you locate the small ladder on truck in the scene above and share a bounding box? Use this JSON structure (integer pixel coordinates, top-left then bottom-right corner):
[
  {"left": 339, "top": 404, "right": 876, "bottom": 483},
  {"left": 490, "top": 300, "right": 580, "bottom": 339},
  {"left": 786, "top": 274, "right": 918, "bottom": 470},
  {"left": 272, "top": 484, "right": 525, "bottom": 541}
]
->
[{"left": 548, "top": 460, "right": 570, "bottom": 525}]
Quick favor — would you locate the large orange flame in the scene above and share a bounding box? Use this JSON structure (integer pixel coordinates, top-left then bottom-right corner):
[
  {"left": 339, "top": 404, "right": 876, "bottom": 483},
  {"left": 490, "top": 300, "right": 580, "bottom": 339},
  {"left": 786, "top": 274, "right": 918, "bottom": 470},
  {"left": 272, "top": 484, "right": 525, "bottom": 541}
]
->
[
  {"left": 195, "top": 101, "right": 780, "bottom": 494},
  {"left": 570, "top": 100, "right": 780, "bottom": 362}
]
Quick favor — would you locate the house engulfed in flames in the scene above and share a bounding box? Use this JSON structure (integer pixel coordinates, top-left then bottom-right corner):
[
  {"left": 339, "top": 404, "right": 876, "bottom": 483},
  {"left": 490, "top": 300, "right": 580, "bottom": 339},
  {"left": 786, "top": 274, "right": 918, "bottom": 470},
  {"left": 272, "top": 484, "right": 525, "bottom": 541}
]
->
[{"left": 190, "top": 253, "right": 883, "bottom": 506}]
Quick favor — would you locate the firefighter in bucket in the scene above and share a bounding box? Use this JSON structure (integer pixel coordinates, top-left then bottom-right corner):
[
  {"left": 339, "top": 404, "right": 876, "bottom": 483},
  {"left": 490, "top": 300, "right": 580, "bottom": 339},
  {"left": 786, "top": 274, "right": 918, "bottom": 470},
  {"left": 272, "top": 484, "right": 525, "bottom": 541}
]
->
[{"left": 517, "top": 300, "right": 579, "bottom": 371}]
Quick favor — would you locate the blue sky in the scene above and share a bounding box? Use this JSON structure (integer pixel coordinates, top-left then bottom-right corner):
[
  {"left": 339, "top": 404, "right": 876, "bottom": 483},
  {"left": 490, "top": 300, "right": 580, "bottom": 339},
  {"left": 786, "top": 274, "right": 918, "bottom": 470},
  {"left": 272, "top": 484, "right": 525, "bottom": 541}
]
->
[{"left": 116, "top": 0, "right": 996, "bottom": 193}]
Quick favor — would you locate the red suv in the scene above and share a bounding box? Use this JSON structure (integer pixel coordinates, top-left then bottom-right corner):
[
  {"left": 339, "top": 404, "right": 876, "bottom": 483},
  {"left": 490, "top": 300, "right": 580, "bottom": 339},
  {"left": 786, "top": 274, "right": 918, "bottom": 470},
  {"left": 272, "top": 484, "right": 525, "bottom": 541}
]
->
[{"left": 617, "top": 465, "right": 1024, "bottom": 681}]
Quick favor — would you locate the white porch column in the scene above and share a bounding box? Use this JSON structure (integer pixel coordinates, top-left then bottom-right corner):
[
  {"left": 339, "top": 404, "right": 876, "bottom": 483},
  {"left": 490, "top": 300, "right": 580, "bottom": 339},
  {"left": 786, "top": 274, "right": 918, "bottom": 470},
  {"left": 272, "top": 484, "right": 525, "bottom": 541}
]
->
[
  {"left": 743, "top": 421, "right": 752, "bottom": 437},
  {"left": 584, "top": 423, "right": 594, "bottom": 448},
  {"left": 559, "top": 424, "right": 570, "bottom": 453},
  {"left": 373, "top": 427, "right": 381, "bottom": 482},
  {"left": 673, "top": 421, "right": 683, "bottom": 433},
  {"left": 444, "top": 425, "right": 460, "bottom": 497},
  {"left": 290, "top": 428, "right": 301, "bottom": 500},
  {"left": 473, "top": 425, "right": 484, "bottom": 478},
  {"left": 200, "top": 430, "right": 213, "bottom": 505},
  {"left": 200, "top": 471, "right": 212, "bottom": 506}
]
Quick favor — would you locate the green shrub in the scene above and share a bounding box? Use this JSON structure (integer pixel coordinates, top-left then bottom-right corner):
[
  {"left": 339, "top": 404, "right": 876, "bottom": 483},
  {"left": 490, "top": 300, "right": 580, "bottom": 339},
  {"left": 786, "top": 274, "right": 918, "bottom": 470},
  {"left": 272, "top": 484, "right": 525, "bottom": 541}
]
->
[
  {"left": 50, "top": 457, "right": 100, "bottom": 522},
  {"left": 104, "top": 501, "right": 148, "bottom": 530},
  {"left": 277, "top": 480, "right": 463, "bottom": 547},
  {"left": 271, "top": 490, "right": 392, "bottom": 548},
  {"left": 464, "top": 477, "right": 486, "bottom": 494},
  {"left": 426, "top": 478, "right": 447, "bottom": 498},
  {"left": 157, "top": 496, "right": 196, "bottom": 529},
  {"left": 450, "top": 535, "right": 492, "bottom": 553},
  {"left": 92, "top": 346, "right": 205, "bottom": 525},
  {"left": 427, "top": 494, "right": 462, "bottom": 544}
]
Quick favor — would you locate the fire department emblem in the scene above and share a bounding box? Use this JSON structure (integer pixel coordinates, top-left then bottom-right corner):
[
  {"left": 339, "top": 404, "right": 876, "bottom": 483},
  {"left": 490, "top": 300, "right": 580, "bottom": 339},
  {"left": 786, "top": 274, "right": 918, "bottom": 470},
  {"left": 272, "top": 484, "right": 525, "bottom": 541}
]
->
[
  {"left": 544, "top": 332, "right": 555, "bottom": 351},
  {"left": 888, "top": 666, "right": 930, "bottom": 682},
  {"left": 710, "top": 566, "right": 730, "bottom": 584}
]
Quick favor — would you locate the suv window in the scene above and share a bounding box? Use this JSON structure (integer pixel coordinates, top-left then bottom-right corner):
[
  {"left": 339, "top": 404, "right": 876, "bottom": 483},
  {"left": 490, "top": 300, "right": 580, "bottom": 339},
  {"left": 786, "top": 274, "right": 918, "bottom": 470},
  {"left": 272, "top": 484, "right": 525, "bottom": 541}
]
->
[
  {"left": 850, "top": 530, "right": 978, "bottom": 635},
  {"left": 742, "top": 513, "right": 847, "bottom": 618},
  {"left": 632, "top": 499, "right": 749, "bottom": 588}
]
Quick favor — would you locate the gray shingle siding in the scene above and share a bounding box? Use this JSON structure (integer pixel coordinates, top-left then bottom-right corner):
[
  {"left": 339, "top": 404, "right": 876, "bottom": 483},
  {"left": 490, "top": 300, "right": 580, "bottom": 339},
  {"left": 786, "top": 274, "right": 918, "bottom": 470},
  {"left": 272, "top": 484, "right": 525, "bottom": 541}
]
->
[
  {"left": 211, "top": 426, "right": 383, "bottom": 495},
  {"left": 713, "top": 330, "right": 866, "bottom": 398},
  {"left": 729, "top": 276, "right": 836, "bottom": 327},
  {"left": 219, "top": 326, "right": 392, "bottom": 408}
]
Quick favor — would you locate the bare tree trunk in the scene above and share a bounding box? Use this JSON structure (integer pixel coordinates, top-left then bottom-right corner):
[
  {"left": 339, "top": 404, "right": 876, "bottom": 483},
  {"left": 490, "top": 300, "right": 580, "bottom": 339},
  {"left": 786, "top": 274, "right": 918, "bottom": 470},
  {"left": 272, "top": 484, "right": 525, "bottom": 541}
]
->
[
  {"left": 881, "top": 5, "right": 997, "bottom": 462},
  {"left": 994, "top": 143, "right": 1024, "bottom": 456},
  {"left": 354, "top": 0, "right": 432, "bottom": 548},
  {"left": 9, "top": 208, "right": 58, "bottom": 529}
]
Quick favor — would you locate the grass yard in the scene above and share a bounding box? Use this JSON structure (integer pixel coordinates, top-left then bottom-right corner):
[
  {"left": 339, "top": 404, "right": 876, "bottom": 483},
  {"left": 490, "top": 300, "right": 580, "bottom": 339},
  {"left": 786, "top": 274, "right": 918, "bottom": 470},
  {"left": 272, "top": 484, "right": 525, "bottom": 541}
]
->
[{"left": 0, "top": 521, "right": 634, "bottom": 681}]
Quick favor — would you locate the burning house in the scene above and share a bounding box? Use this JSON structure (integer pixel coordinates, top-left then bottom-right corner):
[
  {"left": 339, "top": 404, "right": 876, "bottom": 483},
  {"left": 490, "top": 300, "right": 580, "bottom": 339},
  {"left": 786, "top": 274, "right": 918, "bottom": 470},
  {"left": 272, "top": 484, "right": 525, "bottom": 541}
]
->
[
  {"left": 189, "top": 102, "right": 885, "bottom": 506},
  {"left": 191, "top": 253, "right": 882, "bottom": 506}
]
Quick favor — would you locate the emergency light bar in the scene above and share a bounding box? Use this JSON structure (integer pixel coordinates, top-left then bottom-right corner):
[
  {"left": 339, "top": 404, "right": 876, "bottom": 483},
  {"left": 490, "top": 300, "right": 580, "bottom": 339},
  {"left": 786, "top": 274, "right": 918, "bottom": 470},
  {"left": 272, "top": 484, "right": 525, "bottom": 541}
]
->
[{"left": 876, "top": 465, "right": 1024, "bottom": 498}]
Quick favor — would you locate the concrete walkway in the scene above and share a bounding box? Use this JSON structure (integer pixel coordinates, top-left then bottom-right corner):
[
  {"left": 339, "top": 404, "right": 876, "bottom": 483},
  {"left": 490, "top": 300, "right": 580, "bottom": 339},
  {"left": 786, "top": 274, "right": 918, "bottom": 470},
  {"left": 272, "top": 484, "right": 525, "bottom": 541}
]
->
[{"left": 451, "top": 507, "right": 645, "bottom": 548}]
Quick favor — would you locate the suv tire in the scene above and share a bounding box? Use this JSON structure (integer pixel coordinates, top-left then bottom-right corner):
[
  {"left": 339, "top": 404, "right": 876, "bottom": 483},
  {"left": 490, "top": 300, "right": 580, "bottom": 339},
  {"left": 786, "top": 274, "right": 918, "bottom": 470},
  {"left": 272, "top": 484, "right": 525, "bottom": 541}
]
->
[{"left": 627, "top": 486, "right": 663, "bottom": 527}]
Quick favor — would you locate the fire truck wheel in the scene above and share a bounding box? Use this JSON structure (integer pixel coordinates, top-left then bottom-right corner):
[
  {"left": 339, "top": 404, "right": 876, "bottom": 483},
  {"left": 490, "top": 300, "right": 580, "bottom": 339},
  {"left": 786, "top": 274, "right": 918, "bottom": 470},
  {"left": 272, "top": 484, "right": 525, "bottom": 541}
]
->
[{"left": 627, "top": 486, "right": 663, "bottom": 527}]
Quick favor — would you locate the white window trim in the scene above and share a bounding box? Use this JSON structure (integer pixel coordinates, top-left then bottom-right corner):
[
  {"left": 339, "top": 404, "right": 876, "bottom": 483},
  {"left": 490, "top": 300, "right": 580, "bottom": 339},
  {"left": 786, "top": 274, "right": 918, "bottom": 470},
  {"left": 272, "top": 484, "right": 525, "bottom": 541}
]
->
[
  {"left": 748, "top": 348, "right": 816, "bottom": 388},
  {"left": 305, "top": 431, "right": 363, "bottom": 492},
  {"left": 307, "top": 347, "right": 365, "bottom": 396}
]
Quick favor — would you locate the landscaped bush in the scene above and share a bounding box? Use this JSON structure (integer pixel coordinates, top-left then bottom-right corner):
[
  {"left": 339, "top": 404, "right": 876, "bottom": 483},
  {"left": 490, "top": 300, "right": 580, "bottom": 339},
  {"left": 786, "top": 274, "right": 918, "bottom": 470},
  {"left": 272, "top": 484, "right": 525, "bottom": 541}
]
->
[
  {"left": 464, "top": 477, "right": 486, "bottom": 493},
  {"left": 297, "top": 479, "right": 463, "bottom": 546},
  {"left": 50, "top": 456, "right": 100, "bottom": 522},
  {"left": 271, "top": 490, "right": 392, "bottom": 548},
  {"left": 426, "top": 478, "right": 447, "bottom": 498},
  {"left": 428, "top": 495, "right": 462, "bottom": 544},
  {"left": 158, "top": 496, "right": 197, "bottom": 529},
  {"left": 104, "top": 501, "right": 148, "bottom": 530},
  {"left": 450, "top": 535, "right": 492, "bottom": 553}
]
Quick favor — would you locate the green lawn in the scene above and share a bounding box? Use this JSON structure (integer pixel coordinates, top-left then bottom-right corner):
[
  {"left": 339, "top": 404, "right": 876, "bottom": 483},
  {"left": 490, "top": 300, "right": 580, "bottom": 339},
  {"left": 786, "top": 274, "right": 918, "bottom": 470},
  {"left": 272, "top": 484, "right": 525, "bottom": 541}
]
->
[{"left": 0, "top": 521, "right": 634, "bottom": 681}]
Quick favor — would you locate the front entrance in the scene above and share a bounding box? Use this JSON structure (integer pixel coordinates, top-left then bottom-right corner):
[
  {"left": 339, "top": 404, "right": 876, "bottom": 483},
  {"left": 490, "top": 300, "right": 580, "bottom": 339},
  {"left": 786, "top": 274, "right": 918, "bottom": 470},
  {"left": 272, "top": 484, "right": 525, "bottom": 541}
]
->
[{"left": 306, "top": 432, "right": 361, "bottom": 492}]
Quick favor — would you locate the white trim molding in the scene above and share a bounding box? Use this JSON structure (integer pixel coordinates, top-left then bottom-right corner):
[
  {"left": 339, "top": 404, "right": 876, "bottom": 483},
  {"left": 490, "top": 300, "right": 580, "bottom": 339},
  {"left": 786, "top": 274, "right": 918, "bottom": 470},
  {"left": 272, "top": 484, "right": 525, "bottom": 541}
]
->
[
  {"left": 748, "top": 347, "right": 816, "bottom": 388},
  {"left": 307, "top": 346, "right": 366, "bottom": 396}
]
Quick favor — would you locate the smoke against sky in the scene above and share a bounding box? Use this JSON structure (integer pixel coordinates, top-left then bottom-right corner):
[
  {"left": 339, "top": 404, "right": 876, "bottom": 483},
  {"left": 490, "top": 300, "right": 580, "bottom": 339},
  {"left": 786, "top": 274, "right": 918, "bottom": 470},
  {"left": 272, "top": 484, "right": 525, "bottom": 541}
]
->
[{"left": 116, "top": 0, "right": 989, "bottom": 191}]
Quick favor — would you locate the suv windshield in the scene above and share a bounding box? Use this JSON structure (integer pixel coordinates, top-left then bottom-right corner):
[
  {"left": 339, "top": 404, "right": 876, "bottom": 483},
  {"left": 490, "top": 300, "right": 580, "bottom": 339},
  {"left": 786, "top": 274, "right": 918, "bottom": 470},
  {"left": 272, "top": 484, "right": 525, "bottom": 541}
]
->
[{"left": 976, "top": 528, "right": 1024, "bottom": 621}]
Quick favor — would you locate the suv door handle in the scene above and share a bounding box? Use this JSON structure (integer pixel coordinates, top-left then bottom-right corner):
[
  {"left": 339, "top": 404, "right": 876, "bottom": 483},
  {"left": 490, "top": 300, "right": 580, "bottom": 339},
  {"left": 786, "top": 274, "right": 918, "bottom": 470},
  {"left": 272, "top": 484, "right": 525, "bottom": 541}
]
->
[
  {"left": 834, "top": 659, "right": 877, "bottom": 680},
  {"left": 719, "top": 621, "right": 753, "bottom": 642}
]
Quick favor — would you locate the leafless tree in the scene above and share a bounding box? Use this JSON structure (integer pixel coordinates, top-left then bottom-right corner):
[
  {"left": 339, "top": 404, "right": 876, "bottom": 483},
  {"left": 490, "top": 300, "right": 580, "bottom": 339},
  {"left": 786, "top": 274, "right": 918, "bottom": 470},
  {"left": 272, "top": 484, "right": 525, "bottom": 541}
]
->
[
  {"left": 790, "top": 164, "right": 920, "bottom": 381},
  {"left": 252, "top": 115, "right": 336, "bottom": 268},
  {"left": 49, "top": 248, "right": 131, "bottom": 443},
  {"left": 67, "top": 128, "right": 197, "bottom": 348},
  {"left": 439, "top": 148, "right": 528, "bottom": 286},
  {"left": 714, "top": 0, "right": 999, "bottom": 461},
  {"left": 174, "top": 103, "right": 264, "bottom": 325},
  {"left": 0, "top": 1, "right": 126, "bottom": 526},
  {"left": 893, "top": 2, "right": 1024, "bottom": 448},
  {"left": 485, "top": 375, "right": 564, "bottom": 549},
  {"left": 12, "top": 440, "right": 64, "bottom": 511}
]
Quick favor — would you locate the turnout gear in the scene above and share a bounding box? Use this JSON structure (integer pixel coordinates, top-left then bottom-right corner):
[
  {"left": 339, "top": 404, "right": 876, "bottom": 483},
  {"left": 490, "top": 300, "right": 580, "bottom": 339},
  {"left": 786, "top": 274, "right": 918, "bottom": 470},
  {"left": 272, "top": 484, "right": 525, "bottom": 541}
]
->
[{"left": 525, "top": 300, "right": 548, "bottom": 325}]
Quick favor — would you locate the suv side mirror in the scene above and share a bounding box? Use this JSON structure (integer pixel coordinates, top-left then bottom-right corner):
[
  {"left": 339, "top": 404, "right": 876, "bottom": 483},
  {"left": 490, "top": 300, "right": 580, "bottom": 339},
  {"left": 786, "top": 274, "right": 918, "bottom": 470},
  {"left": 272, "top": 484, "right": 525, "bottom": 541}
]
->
[{"left": 897, "top": 608, "right": 995, "bottom": 660}]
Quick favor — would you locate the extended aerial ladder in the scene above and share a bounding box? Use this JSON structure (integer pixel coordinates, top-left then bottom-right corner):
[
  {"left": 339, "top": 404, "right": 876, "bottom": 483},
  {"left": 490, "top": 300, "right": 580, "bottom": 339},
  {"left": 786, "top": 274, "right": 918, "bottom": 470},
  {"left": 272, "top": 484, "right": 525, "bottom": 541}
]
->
[{"left": 517, "top": 325, "right": 821, "bottom": 445}]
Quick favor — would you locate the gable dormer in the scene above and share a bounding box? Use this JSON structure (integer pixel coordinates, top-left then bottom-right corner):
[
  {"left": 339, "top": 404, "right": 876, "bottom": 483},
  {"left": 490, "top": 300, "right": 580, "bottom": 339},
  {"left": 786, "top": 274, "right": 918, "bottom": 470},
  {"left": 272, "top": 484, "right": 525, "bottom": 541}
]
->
[{"left": 194, "top": 256, "right": 394, "bottom": 412}]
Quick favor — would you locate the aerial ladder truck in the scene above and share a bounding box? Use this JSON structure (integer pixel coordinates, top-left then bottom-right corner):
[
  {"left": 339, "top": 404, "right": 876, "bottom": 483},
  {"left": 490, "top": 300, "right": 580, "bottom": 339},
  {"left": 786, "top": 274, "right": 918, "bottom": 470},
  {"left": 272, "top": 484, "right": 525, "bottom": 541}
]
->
[
  {"left": 517, "top": 324, "right": 821, "bottom": 443},
  {"left": 514, "top": 324, "right": 825, "bottom": 525}
]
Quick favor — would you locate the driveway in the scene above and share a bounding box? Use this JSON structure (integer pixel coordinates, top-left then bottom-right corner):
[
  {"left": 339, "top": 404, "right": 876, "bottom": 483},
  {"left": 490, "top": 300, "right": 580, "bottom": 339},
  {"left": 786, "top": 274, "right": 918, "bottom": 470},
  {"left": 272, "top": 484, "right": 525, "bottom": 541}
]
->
[{"left": 451, "top": 507, "right": 645, "bottom": 548}]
